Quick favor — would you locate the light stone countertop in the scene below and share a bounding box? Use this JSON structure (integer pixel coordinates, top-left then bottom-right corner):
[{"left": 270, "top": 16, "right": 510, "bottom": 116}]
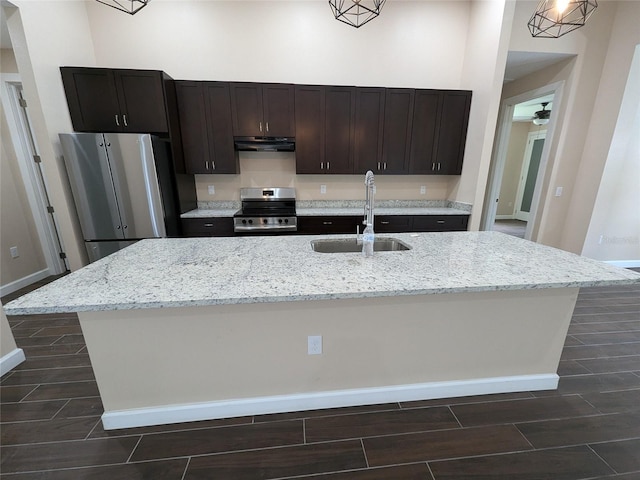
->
[
  {"left": 180, "top": 207, "right": 470, "bottom": 218},
  {"left": 180, "top": 199, "right": 472, "bottom": 219},
  {"left": 4, "top": 232, "right": 639, "bottom": 315}
]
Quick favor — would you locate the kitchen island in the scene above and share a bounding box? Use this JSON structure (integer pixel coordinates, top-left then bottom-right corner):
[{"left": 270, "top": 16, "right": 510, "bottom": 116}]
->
[{"left": 5, "top": 232, "right": 640, "bottom": 429}]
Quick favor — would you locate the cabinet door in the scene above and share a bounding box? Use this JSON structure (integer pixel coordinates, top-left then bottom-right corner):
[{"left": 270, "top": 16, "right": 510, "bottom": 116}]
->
[
  {"left": 175, "top": 81, "right": 210, "bottom": 174},
  {"left": 325, "top": 86, "right": 356, "bottom": 174},
  {"left": 113, "top": 70, "right": 168, "bottom": 133},
  {"left": 408, "top": 90, "right": 440, "bottom": 174},
  {"left": 435, "top": 91, "right": 471, "bottom": 175},
  {"left": 354, "top": 87, "right": 385, "bottom": 174},
  {"left": 204, "top": 82, "right": 238, "bottom": 173},
  {"left": 263, "top": 84, "right": 295, "bottom": 137},
  {"left": 381, "top": 88, "right": 414, "bottom": 174},
  {"left": 60, "top": 67, "right": 121, "bottom": 132},
  {"left": 230, "top": 83, "right": 264, "bottom": 136},
  {"left": 295, "top": 86, "right": 325, "bottom": 174}
]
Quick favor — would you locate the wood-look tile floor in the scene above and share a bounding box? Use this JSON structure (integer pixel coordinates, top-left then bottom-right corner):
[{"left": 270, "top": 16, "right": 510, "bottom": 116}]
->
[{"left": 1, "top": 272, "right": 639, "bottom": 479}]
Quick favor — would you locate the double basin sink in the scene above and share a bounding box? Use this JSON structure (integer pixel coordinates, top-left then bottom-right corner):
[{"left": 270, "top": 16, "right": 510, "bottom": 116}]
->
[{"left": 311, "top": 237, "right": 411, "bottom": 253}]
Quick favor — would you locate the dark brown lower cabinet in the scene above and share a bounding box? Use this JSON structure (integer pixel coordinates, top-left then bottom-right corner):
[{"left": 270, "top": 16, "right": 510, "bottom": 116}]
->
[
  {"left": 297, "top": 216, "right": 362, "bottom": 235},
  {"left": 412, "top": 215, "right": 469, "bottom": 232},
  {"left": 181, "top": 218, "right": 234, "bottom": 237},
  {"left": 298, "top": 215, "right": 469, "bottom": 235}
]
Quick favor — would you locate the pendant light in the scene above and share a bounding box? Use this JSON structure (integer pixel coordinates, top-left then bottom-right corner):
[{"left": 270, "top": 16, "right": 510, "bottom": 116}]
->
[
  {"left": 329, "top": 0, "right": 386, "bottom": 28},
  {"left": 95, "top": 0, "right": 150, "bottom": 15},
  {"left": 528, "top": 0, "right": 597, "bottom": 38}
]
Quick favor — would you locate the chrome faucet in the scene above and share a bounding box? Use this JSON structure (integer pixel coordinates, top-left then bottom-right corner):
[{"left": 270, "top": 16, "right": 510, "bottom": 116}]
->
[
  {"left": 364, "top": 170, "right": 375, "bottom": 228},
  {"left": 361, "top": 170, "right": 375, "bottom": 256}
]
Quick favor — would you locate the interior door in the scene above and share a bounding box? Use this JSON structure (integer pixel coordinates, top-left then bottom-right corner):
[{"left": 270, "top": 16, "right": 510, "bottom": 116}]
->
[{"left": 515, "top": 134, "right": 545, "bottom": 222}]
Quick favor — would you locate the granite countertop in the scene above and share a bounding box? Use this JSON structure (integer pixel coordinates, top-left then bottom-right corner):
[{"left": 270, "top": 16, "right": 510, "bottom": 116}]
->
[
  {"left": 180, "top": 200, "right": 472, "bottom": 219},
  {"left": 4, "top": 232, "right": 639, "bottom": 315}
]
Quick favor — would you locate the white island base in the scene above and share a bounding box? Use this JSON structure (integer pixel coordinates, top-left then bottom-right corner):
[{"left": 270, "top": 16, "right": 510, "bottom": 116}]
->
[{"left": 81, "top": 287, "right": 579, "bottom": 430}]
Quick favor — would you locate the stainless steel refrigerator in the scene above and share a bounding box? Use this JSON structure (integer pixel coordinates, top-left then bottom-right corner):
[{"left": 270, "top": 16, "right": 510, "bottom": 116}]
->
[{"left": 60, "top": 133, "right": 185, "bottom": 262}]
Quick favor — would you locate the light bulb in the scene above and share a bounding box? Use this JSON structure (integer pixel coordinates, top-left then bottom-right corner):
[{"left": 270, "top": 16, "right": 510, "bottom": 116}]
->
[{"left": 556, "top": 0, "right": 570, "bottom": 14}]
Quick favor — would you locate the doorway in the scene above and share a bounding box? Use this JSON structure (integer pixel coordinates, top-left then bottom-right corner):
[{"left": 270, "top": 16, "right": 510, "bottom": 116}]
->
[
  {"left": 1, "top": 75, "right": 68, "bottom": 278},
  {"left": 514, "top": 130, "right": 546, "bottom": 222},
  {"left": 483, "top": 82, "right": 562, "bottom": 241}
]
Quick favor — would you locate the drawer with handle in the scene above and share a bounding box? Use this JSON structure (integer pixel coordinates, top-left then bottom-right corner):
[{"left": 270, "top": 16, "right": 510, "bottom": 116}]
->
[{"left": 181, "top": 218, "right": 235, "bottom": 237}]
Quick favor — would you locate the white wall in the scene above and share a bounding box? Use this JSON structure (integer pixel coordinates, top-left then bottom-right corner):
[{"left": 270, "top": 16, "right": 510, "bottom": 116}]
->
[
  {"left": 498, "top": 1, "right": 640, "bottom": 256},
  {"left": 582, "top": 44, "right": 640, "bottom": 266},
  {"left": 7, "top": 1, "right": 97, "bottom": 270}
]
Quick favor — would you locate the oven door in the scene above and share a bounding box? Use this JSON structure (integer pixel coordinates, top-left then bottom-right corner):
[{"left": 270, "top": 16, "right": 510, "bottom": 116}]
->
[{"left": 233, "top": 215, "right": 297, "bottom": 234}]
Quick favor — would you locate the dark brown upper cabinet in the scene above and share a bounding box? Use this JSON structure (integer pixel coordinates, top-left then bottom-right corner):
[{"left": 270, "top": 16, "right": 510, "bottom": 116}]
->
[
  {"left": 436, "top": 90, "right": 472, "bottom": 175},
  {"left": 381, "top": 88, "right": 414, "bottom": 174},
  {"left": 295, "top": 85, "right": 355, "bottom": 174},
  {"left": 175, "top": 81, "right": 238, "bottom": 174},
  {"left": 354, "top": 87, "right": 385, "bottom": 175},
  {"left": 409, "top": 89, "right": 471, "bottom": 175},
  {"left": 60, "top": 67, "right": 170, "bottom": 133},
  {"left": 230, "top": 83, "right": 295, "bottom": 137}
]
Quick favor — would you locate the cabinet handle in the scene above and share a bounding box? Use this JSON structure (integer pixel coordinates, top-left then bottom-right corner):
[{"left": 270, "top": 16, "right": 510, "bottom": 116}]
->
[
  {"left": 123, "top": 114, "right": 128, "bottom": 127},
  {"left": 323, "top": 221, "right": 333, "bottom": 225},
  {"left": 211, "top": 159, "right": 215, "bottom": 170},
  {"left": 266, "top": 122, "right": 269, "bottom": 133},
  {"left": 437, "top": 162, "right": 441, "bottom": 171},
  {"left": 437, "top": 220, "right": 445, "bottom": 224},
  {"left": 320, "top": 162, "right": 324, "bottom": 170},
  {"left": 203, "top": 223, "right": 214, "bottom": 227},
  {"left": 377, "top": 162, "right": 381, "bottom": 170},
  {"left": 115, "top": 114, "right": 120, "bottom": 126},
  {"left": 383, "top": 162, "right": 387, "bottom": 170},
  {"left": 205, "top": 160, "right": 210, "bottom": 171},
  {"left": 259, "top": 121, "right": 263, "bottom": 132},
  {"left": 327, "top": 161, "right": 330, "bottom": 170},
  {"left": 432, "top": 163, "right": 436, "bottom": 171},
  {"left": 380, "top": 221, "right": 390, "bottom": 225}
]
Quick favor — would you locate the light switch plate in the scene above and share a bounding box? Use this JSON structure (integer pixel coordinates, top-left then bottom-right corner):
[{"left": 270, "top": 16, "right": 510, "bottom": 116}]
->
[{"left": 308, "top": 335, "right": 322, "bottom": 355}]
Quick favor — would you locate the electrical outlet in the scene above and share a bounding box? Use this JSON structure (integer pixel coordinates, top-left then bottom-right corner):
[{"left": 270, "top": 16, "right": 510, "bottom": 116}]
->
[
  {"left": 9, "top": 246, "right": 19, "bottom": 258},
  {"left": 555, "top": 186, "right": 563, "bottom": 197},
  {"left": 320, "top": 185, "right": 326, "bottom": 194},
  {"left": 208, "top": 185, "right": 215, "bottom": 195},
  {"left": 420, "top": 186, "right": 426, "bottom": 195},
  {"left": 308, "top": 335, "right": 322, "bottom": 355}
]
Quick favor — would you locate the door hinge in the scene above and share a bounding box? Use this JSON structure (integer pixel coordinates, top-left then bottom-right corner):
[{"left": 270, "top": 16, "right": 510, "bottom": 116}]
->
[
  {"left": 59, "top": 252, "right": 67, "bottom": 260},
  {"left": 33, "top": 155, "right": 42, "bottom": 163},
  {"left": 47, "top": 205, "right": 55, "bottom": 214},
  {"left": 19, "top": 97, "right": 27, "bottom": 108}
]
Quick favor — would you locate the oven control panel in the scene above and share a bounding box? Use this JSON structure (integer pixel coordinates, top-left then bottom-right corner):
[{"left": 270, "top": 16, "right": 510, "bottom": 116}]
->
[{"left": 233, "top": 216, "right": 297, "bottom": 233}]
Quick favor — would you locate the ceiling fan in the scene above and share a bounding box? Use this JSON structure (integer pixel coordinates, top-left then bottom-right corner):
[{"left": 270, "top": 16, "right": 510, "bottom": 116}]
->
[{"left": 532, "top": 102, "right": 551, "bottom": 125}]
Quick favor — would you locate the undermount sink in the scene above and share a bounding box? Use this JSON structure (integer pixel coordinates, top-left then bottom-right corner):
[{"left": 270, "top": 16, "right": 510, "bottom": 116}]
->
[{"left": 310, "top": 237, "right": 412, "bottom": 253}]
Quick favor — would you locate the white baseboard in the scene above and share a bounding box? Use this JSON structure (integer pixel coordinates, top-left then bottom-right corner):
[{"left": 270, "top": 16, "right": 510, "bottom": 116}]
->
[
  {"left": 605, "top": 260, "right": 640, "bottom": 269},
  {"left": 494, "top": 215, "right": 515, "bottom": 220},
  {"left": 0, "top": 348, "right": 25, "bottom": 376},
  {"left": 101, "top": 373, "right": 558, "bottom": 430},
  {"left": 0, "top": 268, "right": 50, "bottom": 298}
]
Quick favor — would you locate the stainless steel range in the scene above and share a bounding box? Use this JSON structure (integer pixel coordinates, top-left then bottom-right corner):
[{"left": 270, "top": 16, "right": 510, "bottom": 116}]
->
[{"left": 233, "top": 187, "right": 297, "bottom": 233}]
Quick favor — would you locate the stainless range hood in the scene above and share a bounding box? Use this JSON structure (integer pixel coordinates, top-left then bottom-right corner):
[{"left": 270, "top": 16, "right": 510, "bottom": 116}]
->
[{"left": 234, "top": 136, "right": 295, "bottom": 152}]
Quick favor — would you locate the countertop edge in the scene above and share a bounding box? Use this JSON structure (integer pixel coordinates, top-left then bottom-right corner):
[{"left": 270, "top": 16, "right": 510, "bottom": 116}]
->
[{"left": 6, "top": 278, "right": 639, "bottom": 315}]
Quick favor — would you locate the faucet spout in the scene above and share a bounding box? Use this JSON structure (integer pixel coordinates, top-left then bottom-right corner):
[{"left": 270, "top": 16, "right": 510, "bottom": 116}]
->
[
  {"left": 364, "top": 170, "right": 375, "bottom": 228},
  {"left": 362, "top": 170, "right": 375, "bottom": 257}
]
